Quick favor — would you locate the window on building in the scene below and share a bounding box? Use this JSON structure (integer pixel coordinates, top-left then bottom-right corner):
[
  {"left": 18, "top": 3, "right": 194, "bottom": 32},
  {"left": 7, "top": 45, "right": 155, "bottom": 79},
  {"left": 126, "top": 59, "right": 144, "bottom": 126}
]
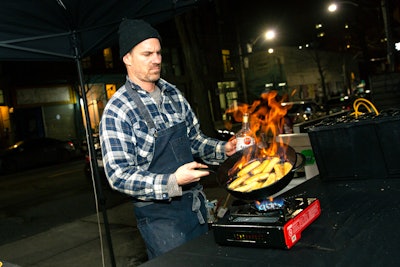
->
[
  {"left": 106, "top": 84, "right": 117, "bottom": 100},
  {"left": 221, "top": 49, "right": 233, "bottom": 73},
  {"left": 103, "top": 48, "right": 114, "bottom": 69},
  {"left": 0, "top": 89, "right": 4, "bottom": 104},
  {"left": 217, "top": 81, "right": 238, "bottom": 113}
]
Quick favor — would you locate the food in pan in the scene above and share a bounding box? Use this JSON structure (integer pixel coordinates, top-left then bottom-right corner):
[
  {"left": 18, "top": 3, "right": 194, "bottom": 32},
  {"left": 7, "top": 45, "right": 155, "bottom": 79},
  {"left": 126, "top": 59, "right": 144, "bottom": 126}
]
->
[{"left": 227, "top": 157, "right": 292, "bottom": 192}]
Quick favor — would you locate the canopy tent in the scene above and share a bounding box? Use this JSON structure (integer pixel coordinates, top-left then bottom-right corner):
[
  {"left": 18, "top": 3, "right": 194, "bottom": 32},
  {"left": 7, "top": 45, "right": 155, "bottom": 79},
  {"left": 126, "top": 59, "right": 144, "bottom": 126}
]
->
[
  {"left": 0, "top": 1, "right": 199, "bottom": 266},
  {"left": 0, "top": 0, "right": 197, "bottom": 60}
]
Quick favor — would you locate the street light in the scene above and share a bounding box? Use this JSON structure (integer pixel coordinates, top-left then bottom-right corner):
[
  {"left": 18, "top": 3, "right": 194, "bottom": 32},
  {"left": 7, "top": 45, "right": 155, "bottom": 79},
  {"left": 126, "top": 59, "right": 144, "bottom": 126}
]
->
[
  {"left": 327, "top": 1, "right": 358, "bottom": 12},
  {"left": 238, "top": 29, "right": 277, "bottom": 103},
  {"left": 265, "top": 30, "right": 276, "bottom": 40},
  {"left": 246, "top": 29, "right": 276, "bottom": 53}
]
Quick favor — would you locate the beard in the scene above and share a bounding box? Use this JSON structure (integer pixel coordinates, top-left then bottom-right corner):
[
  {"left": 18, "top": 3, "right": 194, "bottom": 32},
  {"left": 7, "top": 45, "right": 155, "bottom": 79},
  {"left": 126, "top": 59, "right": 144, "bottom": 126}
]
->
[
  {"left": 148, "top": 72, "right": 160, "bottom": 82},
  {"left": 147, "top": 67, "right": 161, "bottom": 82}
]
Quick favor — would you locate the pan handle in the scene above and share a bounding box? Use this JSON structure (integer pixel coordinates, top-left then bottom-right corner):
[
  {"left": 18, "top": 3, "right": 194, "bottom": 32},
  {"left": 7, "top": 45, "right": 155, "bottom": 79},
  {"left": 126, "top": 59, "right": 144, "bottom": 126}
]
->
[{"left": 292, "top": 152, "right": 306, "bottom": 172}]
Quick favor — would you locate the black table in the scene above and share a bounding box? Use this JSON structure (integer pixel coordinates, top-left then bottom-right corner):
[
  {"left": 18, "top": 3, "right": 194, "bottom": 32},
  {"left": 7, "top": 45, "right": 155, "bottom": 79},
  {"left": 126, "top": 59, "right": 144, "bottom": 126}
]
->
[{"left": 139, "top": 177, "right": 400, "bottom": 267}]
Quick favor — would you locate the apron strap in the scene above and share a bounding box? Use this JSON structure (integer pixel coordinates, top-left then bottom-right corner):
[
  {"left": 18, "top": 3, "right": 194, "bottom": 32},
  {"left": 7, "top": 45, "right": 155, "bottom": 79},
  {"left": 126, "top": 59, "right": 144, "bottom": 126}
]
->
[
  {"left": 182, "top": 184, "right": 206, "bottom": 224},
  {"left": 125, "top": 80, "right": 157, "bottom": 130}
]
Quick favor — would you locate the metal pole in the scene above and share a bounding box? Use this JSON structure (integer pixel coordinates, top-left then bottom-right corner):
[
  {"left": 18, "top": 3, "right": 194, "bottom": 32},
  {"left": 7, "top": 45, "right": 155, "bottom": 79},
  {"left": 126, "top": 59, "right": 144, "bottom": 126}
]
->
[
  {"left": 238, "top": 41, "right": 248, "bottom": 103},
  {"left": 381, "top": 0, "right": 395, "bottom": 72},
  {"left": 236, "top": 29, "right": 247, "bottom": 103},
  {"left": 72, "top": 33, "right": 116, "bottom": 267}
]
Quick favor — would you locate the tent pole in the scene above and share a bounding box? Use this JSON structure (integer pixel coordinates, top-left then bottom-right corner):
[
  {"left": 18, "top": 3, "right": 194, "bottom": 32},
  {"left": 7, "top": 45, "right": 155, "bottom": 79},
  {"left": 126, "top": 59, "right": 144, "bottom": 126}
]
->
[{"left": 74, "top": 49, "right": 116, "bottom": 267}]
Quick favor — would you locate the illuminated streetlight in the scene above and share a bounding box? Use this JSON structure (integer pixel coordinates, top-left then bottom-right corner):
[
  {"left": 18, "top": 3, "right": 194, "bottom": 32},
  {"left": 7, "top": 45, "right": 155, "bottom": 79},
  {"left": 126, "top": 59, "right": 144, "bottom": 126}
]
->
[
  {"left": 238, "top": 29, "right": 278, "bottom": 102},
  {"left": 246, "top": 29, "right": 276, "bottom": 53},
  {"left": 265, "top": 30, "right": 276, "bottom": 40},
  {"left": 328, "top": 3, "right": 337, "bottom": 12},
  {"left": 327, "top": 1, "right": 358, "bottom": 13}
]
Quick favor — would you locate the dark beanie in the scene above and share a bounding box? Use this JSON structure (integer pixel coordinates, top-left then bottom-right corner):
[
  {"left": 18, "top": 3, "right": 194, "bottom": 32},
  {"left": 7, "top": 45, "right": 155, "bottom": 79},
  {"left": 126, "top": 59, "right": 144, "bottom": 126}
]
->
[{"left": 118, "top": 19, "right": 161, "bottom": 59}]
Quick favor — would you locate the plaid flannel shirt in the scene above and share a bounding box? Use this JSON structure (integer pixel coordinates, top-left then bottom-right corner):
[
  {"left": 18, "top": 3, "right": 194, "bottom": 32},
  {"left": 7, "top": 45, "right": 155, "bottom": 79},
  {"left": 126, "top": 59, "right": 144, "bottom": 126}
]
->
[{"left": 99, "top": 78, "right": 226, "bottom": 201}]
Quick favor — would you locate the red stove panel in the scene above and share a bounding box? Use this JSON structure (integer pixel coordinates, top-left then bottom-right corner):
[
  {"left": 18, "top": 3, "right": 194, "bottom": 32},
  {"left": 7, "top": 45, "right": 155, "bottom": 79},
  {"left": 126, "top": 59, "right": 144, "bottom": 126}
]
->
[
  {"left": 212, "top": 198, "right": 321, "bottom": 249},
  {"left": 283, "top": 199, "right": 321, "bottom": 248}
]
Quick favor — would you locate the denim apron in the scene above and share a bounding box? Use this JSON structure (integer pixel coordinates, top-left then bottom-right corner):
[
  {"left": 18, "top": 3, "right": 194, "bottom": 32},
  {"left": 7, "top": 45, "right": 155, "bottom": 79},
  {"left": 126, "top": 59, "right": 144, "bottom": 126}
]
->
[{"left": 126, "top": 82, "right": 208, "bottom": 259}]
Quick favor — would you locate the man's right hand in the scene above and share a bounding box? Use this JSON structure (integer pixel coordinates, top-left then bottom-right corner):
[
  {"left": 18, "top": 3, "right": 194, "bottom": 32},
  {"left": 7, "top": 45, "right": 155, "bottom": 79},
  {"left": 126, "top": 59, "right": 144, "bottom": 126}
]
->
[{"left": 174, "top": 161, "right": 210, "bottom": 186}]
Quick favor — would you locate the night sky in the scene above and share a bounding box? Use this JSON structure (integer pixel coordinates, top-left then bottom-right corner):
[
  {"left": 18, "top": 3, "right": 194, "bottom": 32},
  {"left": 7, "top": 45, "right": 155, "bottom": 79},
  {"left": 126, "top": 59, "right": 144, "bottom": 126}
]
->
[
  {"left": 233, "top": 1, "right": 326, "bottom": 46},
  {"left": 232, "top": 0, "right": 387, "bottom": 49}
]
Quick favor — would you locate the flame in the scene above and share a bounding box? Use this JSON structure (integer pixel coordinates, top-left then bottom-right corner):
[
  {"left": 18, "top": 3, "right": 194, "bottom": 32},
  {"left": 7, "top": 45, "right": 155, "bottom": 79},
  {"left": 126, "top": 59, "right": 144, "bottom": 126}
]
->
[
  {"left": 225, "top": 90, "right": 291, "bottom": 174},
  {"left": 227, "top": 146, "right": 256, "bottom": 177},
  {"left": 255, "top": 196, "right": 274, "bottom": 205},
  {"left": 254, "top": 197, "right": 285, "bottom": 211},
  {"left": 258, "top": 91, "right": 289, "bottom": 155}
]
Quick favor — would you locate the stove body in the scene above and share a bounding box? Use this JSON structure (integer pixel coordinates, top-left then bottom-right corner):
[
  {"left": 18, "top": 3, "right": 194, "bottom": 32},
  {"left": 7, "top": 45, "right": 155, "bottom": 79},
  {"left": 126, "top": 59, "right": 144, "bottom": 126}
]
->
[{"left": 213, "top": 197, "right": 321, "bottom": 249}]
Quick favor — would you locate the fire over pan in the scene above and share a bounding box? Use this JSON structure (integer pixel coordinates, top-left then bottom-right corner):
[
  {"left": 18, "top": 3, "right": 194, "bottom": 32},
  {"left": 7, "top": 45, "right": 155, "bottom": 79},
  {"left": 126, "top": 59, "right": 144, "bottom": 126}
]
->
[{"left": 217, "top": 143, "right": 305, "bottom": 200}]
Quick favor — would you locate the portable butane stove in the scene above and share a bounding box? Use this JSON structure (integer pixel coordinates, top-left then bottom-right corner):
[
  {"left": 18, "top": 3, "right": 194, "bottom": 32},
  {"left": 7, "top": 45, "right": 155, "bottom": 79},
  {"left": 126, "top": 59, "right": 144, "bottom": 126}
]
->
[{"left": 212, "top": 196, "right": 321, "bottom": 249}]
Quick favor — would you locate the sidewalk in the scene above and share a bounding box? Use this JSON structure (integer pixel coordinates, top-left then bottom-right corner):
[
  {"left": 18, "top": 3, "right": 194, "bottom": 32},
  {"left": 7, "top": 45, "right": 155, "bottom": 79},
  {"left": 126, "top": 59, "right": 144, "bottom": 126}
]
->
[
  {"left": 0, "top": 185, "right": 231, "bottom": 267},
  {"left": 0, "top": 178, "right": 309, "bottom": 267}
]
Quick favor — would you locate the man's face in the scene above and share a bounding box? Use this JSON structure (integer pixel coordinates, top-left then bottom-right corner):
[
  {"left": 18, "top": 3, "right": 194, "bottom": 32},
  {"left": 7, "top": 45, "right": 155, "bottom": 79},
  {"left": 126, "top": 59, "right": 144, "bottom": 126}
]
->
[{"left": 123, "top": 38, "right": 162, "bottom": 85}]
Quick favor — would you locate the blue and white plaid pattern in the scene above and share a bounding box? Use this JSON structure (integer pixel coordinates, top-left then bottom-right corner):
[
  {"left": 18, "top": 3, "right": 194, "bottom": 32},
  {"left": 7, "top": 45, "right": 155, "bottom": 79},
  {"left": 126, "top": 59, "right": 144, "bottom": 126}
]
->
[{"left": 99, "top": 78, "right": 226, "bottom": 201}]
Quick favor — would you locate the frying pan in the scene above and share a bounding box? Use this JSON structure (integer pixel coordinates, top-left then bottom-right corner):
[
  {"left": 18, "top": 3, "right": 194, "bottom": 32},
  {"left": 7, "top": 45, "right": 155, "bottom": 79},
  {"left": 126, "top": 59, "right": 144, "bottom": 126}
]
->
[{"left": 217, "top": 142, "right": 305, "bottom": 200}]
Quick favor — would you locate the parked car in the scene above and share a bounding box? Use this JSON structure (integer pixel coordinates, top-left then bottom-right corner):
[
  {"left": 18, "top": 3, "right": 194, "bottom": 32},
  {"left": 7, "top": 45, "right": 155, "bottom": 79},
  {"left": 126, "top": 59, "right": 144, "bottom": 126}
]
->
[
  {"left": 0, "top": 137, "right": 77, "bottom": 174},
  {"left": 282, "top": 101, "right": 327, "bottom": 124}
]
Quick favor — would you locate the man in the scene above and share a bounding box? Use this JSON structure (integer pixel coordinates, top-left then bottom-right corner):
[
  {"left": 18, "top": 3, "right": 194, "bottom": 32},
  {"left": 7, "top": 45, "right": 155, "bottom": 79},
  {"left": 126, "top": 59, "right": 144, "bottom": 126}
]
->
[{"left": 99, "top": 19, "right": 236, "bottom": 259}]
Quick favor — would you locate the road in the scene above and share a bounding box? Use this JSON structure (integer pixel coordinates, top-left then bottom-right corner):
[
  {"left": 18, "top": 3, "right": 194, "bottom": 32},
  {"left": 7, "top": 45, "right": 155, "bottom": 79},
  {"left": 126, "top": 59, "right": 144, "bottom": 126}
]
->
[{"left": 0, "top": 160, "right": 128, "bottom": 246}]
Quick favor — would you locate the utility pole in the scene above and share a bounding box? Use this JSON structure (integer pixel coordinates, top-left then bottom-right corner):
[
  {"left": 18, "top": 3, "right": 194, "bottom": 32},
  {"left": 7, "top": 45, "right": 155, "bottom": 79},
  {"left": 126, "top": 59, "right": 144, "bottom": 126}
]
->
[{"left": 381, "top": 0, "right": 395, "bottom": 72}]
